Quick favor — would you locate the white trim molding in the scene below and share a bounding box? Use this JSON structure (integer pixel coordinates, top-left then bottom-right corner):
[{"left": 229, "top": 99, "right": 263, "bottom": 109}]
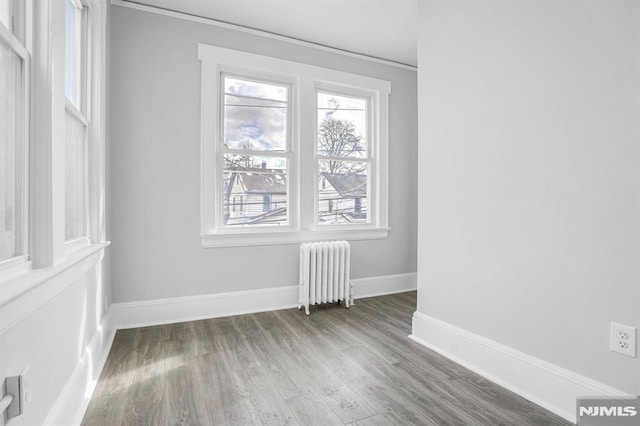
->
[
  {"left": 0, "top": 242, "right": 110, "bottom": 336},
  {"left": 351, "top": 272, "right": 416, "bottom": 299},
  {"left": 110, "top": 0, "right": 417, "bottom": 71},
  {"left": 201, "top": 228, "right": 390, "bottom": 248},
  {"left": 110, "top": 273, "right": 416, "bottom": 330},
  {"left": 198, "top": 44, "right": 391, "bottom": 248},
  {"left": 44, "top": 314, "right": 115, "bottom": 426},
  {"left": 410, "top": 312, "right": 632, "bottom": 424},
  {"left": 110, "top": 286, "right": 300, "bottom": 330}
]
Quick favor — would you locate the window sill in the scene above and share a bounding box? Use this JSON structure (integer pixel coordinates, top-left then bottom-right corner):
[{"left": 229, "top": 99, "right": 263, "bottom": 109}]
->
[
  {"left": 200, "top": 227, "right": 389, "bottom": 248},
  {"left": 65, "top": 236, "right": 91, "bottom": 254},
  {"left": 0, "top": 241, "right": 111, "bottom": 309}
]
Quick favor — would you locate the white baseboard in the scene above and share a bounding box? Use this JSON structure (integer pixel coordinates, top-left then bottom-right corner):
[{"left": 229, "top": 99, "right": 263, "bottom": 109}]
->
[
  {"left": 109, "top": 272, "right": 417, "bottom": 330},
  {"left": 410, "top": 311, "right": 631, "bottom": 424},
  {"left": 44, "top": 315, "right": 116, "bottom": 426},
  {"left": 110, "top": 286, "right": 300, "bottom": 330},
  {"left": 352, "top": 272, "right": 417, "bottom": 298}
]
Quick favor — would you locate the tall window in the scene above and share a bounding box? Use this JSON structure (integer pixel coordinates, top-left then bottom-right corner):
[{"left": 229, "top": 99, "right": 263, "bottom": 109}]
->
[
  {"left": 65, "top": 0, "right": 88, "bottom": 242},
  {"left": 316, "top": 91, "right": 370, "bottom": 225},
  {"left": 0, "top": 0, "right": 28, "bottom": 264},
  {"left": 221, "top": 75, "right": 291, "bottom": 228},
  {"left": 199, "top": 44, "right": 390, "bottom": 247}
]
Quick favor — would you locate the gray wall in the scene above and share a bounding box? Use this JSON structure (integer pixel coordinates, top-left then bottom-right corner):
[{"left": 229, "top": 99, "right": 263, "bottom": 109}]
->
[
  {"left": 109, "top": 6, "right": 418, "bottom": 303},
  {"left": 417, "top": 0, "right": 640, "bottom": 393}
]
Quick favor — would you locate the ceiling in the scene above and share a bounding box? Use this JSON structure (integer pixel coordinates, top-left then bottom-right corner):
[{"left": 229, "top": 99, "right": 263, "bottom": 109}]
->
[{"left": 124, "top": 0, "right": 418, "bottom": 67}]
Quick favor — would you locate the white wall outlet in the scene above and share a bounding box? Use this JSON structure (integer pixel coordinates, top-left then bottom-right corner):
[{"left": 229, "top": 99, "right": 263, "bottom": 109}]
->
[
  {"left": 610, "top": 322, "right": 636, "bottom": 357},
  {"left": 20, "top": 366, "right": 31, "bottom": 406}
]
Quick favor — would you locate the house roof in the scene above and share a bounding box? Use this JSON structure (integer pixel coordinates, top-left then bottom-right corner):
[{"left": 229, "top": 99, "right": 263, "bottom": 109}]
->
[
  {"left": 237, "top": 171, "right": 286, "bottom": 194},
  {"left": 322, "top": 172, "right": 367, "bottom": 198}
]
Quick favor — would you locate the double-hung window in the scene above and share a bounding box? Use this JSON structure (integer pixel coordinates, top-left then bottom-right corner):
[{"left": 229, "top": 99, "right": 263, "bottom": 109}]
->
[
  {"left": 316, "top": 90, "right": 371, "bottom": 226},
  {"left": 0, "top": 0, "right": 29, "bottom": 267},
  {"left": 65, "top": 0, "right": 89, "bottom": 245},
  {"left": 221, "top": 75, "right": 292, "bottom": 229},
  {"left": 199, "top": 44, "right": 389, "bottom": 247}
]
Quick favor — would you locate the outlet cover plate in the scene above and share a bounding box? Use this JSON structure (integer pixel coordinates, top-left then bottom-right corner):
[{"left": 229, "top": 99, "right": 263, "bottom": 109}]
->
[{"left": 610, "top": 322, "right": 637, "bottom": 357}]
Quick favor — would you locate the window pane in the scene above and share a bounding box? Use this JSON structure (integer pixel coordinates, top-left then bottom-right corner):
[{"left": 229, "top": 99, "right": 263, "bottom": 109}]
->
[
  {"left": 222, "top": 155, "right": 288, "bottom": 227},
  {"left": 65, "top": 0, "right": 79, "bottom": 105},
  {"left": 223, "top": 76, "right": 288, "bottom": 151},
  {"left": 317, "top": 92, "right": 367, "bottom": 158},
  {"left": 0, "top": 40, "right": 20, "bottom": 261},
  {"left": 65, "top": 112, "right": 87, "bottom": 240},
  {"left": 318, "top": 160, "right": 368, "bottom": 225}
]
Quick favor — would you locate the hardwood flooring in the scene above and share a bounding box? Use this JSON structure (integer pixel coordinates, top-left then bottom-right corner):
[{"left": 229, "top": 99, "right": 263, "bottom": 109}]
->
[{"left": 82, "top": 292, "right": 570, "bottom": 425}]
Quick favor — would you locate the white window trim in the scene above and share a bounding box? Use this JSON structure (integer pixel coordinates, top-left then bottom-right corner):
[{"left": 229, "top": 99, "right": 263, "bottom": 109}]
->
[
  {"left": 63, "top": 0, "right": 107, "bottom": 252},
  {"left": 64, "top": 0, "right": 90, "bottom": 246},
  {"left": 1, "top": 0, "right": 108, "bottom": 288},
  {"left": 198, "top": 44, "right": 390, "bottom": 248}
]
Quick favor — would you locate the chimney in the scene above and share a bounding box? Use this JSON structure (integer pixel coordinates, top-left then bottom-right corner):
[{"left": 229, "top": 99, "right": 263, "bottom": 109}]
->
[{"left": 261, "top": 161, "right": 267, "bottom": 170}]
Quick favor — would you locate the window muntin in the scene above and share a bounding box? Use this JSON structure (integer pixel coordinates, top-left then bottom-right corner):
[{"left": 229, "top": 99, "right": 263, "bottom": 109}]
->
[
  {"left": 220, "top": 74, "right": 291, "bottom": 228},
  {"left": 64, "top": 0, "right": 88, "bottom": 242},
  {"left": 0, "top": 11, "right": 28, "bottom": 265},
  {"left": 316, "top": 91, "right": 371, "bottom": 225}
]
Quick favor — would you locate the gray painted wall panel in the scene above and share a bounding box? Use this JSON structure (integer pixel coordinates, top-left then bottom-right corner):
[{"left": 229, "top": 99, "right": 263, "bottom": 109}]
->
[
  {"left": 417, "top": 0, "right": 640, "bottom": 394},
  {"left": 109, "top": 6, "right": 417, "bottom": 303}
]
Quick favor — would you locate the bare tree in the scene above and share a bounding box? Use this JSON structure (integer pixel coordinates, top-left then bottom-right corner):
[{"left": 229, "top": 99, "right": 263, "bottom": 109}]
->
[
  {"left": 223, "top": 141, "right": 252, "bottom": 170},
  {"left": 318, "top": 117, "right": 365, "bottom": 174}
]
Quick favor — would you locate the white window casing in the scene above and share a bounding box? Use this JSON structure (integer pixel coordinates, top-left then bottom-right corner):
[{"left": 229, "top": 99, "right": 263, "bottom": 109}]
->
[
  {"left": 198, "top": 44, "right": 390, "bottom": 248},
  {"left": 1, "top": 0, "right": 109, "bottom": 292}
]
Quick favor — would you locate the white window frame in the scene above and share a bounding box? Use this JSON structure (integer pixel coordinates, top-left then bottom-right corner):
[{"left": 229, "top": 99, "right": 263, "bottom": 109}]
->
[
  {"left": 218, "top": 71, "right": 296, "bottom": 233},
  {"left": 198, "top": 44, "right": 390, "bottom": 248},
  {"left": 1, "top": 0, "right": 109, "bottom": 297},
  {"left": 0, "top": 0, "right": 30, "bottom": 274},
  {"left": 314, "top": 84, "right": 375, "bottom": 229},
  {"left": 64, "top": 0, "right": 90, "bottom": 250}
]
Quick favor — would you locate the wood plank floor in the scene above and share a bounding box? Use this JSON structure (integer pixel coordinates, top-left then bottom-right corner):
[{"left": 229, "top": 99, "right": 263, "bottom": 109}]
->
[{"left": 82, "top": 292, "right": 570, "bottom": 425}]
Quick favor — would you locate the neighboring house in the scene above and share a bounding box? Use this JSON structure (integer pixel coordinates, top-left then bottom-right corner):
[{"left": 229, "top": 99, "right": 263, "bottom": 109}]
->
[
  {"left": 225, "top": 162, "right": 287, "bottom": 225},
  {"left": 319, "top": 172, "right": 367, "bottom": 224}
]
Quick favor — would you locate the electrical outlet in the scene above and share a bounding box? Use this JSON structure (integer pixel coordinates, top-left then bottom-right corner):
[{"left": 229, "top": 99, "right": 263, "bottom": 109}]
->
[
  {"left": 20, "top": 366, "right": 31, "bottom": 406},
  {"left": 610, "top": 322, "right": 636, "bottom": 357}
]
